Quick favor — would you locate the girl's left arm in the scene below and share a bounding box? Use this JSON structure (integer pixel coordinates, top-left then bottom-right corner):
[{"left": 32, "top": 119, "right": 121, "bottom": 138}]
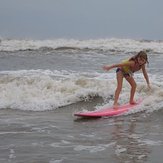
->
[{"left": 142, "top": 65, "right": 151, "bottom": 88}]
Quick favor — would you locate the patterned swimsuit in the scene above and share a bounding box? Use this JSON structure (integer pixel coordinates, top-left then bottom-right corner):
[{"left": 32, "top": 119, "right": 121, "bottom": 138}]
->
[{"left": 116, "top": 59, "right": 141, "bottom": 77}]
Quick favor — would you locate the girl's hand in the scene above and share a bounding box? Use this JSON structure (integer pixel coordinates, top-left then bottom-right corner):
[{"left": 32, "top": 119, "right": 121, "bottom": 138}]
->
[
  {"left": 103, "top": 65, "right": 112, "bottom": 71},
  {"left": 147, "top": 84, "right": 151, "bottom": 90}
]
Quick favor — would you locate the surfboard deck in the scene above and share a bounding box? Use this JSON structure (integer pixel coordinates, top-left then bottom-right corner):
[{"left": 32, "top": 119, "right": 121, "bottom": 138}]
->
[{"left": 74, "top": 99, "right": 142, "bottom": 118}]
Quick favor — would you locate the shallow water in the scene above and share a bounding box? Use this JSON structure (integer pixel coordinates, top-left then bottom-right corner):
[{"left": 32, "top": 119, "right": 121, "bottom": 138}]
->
[{"left": 0, "top": 100, "right": 163, "bottom": 163}]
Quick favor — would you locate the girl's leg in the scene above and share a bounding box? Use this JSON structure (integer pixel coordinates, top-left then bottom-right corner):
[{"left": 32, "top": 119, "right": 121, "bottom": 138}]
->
[
  {"left": 125, "top": 76, "right": 137, "bottom": 104},
  {"left": 114, "top": 71, "right": 123, "bottom": 107}
]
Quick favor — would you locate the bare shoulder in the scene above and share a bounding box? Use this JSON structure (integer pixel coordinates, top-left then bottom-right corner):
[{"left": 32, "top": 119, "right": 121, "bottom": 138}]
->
[
  {"left": 127, "top": 60, "right": 135, "bottom": 66},
  {"left": 141, "top": 64, "right": 146, "bottom": 70},
  {"left": 141, "top": 64, "right": 146, "bottom": 72}
]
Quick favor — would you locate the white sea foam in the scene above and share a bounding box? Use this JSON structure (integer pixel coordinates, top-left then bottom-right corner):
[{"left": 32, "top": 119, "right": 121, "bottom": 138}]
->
[
  {"left": 0, "top": 38, "right": 163, "bottom": 54},
  {"left": 0, "top": 70, "right": 113, "bottom": 111},
  {"left": 115, "top": 145, "right": 127, "bottom": 156},
  {"left": 49, "top": 159, "right": 63, "bottom": 163},
  {"left": 73, "top": 143, "right": 114, "bottom": 153},
  {"left": 0, "top": 70, "right": 162, "bottom": 113},
  {"left": 138, "top": 139, "right": 163, "bottom": 146}
]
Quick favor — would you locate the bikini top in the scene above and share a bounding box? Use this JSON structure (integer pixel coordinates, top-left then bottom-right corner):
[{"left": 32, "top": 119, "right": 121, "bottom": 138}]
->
[{"left": 122, "top": 59, "right": 142, "bottom": 74}]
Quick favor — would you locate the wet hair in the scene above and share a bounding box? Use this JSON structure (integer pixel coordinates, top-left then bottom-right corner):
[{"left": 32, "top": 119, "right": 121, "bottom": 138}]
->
[{"left": 129, "top": 51, "right": 149, "bottom": 64}]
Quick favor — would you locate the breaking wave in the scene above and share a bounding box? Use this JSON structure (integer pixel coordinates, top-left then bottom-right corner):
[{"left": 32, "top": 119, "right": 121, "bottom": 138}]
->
[
  {"left": 0, "top": 70, "right": 162, "bottom": 112},
  {"left": 0, "top": 38, "right": 163, "bottom": 55}
]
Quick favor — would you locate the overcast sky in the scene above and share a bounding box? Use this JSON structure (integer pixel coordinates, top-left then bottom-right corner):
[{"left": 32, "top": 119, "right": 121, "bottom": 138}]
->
[{"left": 0, "top": 0, "right": 163, "bottom": 40}]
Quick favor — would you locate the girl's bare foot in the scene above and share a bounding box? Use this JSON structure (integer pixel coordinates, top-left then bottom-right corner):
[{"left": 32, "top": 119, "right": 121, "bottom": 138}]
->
[
  {"left": 113, "top": 103, "right": 119, "bottom": 109},
  {"left": 130, "top": 100, "right": 137, "bottom": 105}
]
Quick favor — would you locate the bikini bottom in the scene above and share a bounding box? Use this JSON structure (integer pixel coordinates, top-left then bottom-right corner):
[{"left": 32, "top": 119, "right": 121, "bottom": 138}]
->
[{"left": 116, "top": 68, "right": 133, "bottom": 77}]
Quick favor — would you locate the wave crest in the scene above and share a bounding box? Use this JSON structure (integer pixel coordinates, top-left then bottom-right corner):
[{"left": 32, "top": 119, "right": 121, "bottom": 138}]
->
[
  {"left": 0, "top": 38, "right": 163, "bottom": 55},
  {"left": 0, "top": 70, "right": 162, "bottom": 112}
]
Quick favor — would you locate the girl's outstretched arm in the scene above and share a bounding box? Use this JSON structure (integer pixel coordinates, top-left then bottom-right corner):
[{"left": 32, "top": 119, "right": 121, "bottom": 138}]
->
[{"left": 103, "top": 61, "right": 134, "bottom": 71}]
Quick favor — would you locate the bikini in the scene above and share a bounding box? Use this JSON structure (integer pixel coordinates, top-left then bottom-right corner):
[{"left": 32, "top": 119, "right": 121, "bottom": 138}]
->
[
  {"left": 116, "top": 59, "right": 142, "bottom": 77},
  {"left": 116, "top": 67, "right": 132, "bottom": 77}
]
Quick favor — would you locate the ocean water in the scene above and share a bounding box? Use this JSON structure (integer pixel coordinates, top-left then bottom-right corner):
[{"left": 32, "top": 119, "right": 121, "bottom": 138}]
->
[{"left": 0, "top": 38, "right": 163, "bottom": 163}]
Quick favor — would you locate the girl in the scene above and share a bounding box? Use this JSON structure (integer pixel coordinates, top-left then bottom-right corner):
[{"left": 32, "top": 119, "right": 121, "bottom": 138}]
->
[{"left": 103, "top": 51, "right": 151, "bottom": 108}]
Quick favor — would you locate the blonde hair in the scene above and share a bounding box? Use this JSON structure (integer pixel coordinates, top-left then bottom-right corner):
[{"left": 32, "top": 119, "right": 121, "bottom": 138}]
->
[{"left": 130, "top": 51, "right": 149, "bottom": 64}]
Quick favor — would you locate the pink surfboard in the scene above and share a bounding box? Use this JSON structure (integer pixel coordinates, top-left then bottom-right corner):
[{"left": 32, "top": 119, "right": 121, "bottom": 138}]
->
[{"left": 74, "top": 99, "right": 142, "bottom": 118}]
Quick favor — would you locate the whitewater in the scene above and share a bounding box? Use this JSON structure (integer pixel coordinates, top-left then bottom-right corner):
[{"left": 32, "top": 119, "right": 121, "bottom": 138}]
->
[{"left": 1, "top": 38, "right": 163, "bottom": 54}]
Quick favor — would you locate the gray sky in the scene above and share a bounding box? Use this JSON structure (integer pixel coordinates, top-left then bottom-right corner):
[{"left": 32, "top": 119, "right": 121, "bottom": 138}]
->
[{"left": 0, "top": 0, "right": 163, "bottom": 40}]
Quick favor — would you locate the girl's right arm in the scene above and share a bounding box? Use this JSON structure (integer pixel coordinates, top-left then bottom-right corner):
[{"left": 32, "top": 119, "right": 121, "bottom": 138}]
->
[
  {"left": 103, "top": 61, "right": 134, "bottom": 71},
  {"left": 102, "top": 64, "right": 117, "bottom": 71}
]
